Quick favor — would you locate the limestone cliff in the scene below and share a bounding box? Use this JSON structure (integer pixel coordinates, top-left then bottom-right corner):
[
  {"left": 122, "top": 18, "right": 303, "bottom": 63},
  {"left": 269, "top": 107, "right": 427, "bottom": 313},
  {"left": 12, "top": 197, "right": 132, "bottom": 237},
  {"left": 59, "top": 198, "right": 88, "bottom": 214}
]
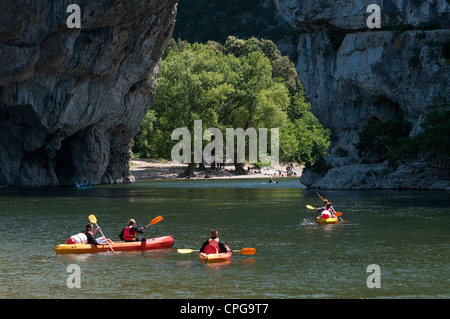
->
[
  {"left": 274, "top": 0, "right": 450, "bottom": 189},
  {"left": 0, "top": 0, "right": 177, "bottom": 187}
]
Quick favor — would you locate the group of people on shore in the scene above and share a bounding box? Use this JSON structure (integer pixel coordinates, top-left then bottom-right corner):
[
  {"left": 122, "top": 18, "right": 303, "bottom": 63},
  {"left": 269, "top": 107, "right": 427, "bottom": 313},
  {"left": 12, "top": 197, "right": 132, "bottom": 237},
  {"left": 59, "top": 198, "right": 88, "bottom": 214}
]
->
[{"left": 272, "top": 163, "right": 296, "bottom": 177}]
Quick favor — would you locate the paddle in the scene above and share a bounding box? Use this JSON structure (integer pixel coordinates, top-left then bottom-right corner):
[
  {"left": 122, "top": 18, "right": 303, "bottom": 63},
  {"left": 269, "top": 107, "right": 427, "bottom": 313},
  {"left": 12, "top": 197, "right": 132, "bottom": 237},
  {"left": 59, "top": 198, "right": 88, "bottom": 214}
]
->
[
  {"left": 177, "top": 248, "right": 256, "bottom": 255},
  {"left": 144, "top": 215, "right": 163, "bottom": 228},
  {"left": 88, "top": 214, "right": 116, "bottom": 254}
]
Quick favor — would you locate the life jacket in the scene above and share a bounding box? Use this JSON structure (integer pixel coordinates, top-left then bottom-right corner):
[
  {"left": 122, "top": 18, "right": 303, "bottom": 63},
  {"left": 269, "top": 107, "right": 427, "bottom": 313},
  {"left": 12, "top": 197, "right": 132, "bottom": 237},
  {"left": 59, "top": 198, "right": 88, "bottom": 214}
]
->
[
  {"left": 320, "top": 209, "right": 331, "bottom": 219},
  {"left": 204, "top": 238, "right": 220, "bottom": 254},
  {"left": 123, "top": 226, "right": 137, "bottom": 241}
]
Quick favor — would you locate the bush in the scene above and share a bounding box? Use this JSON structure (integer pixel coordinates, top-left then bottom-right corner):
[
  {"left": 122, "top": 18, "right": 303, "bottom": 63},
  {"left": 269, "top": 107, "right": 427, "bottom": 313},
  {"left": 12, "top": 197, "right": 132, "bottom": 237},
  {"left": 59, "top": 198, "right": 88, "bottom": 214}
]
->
[
  {"left": 414, "top": 96, "right": 450, "bottom": 161},
  {"left": 356, "top": 97, "right": 450, "bottom": 168},
  {"left": 356, "top": 117, "right": 412, "bottom": 164}
]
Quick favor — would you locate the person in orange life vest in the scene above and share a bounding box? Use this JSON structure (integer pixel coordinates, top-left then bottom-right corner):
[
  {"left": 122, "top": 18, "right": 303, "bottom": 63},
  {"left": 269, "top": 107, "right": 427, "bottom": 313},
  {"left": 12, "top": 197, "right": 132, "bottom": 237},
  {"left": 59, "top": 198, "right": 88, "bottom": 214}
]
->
[
  {"left": 199, "top": 229, "right": 228, "bottom": 254},
  {"left": 119, "top": 219, "right": 145, "bottom": 242},
  {"left": 83, "top": 223, "right": 102, "bottom": 245},
  {"left": 316, "top": 200, "right": 336, "bottom": 219}
]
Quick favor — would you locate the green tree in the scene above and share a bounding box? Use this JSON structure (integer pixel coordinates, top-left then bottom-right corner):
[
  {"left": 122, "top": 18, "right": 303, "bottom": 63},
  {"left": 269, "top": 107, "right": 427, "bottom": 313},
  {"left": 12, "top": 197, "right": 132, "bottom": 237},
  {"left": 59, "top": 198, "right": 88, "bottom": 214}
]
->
[
  {"left": 214, "top": 36, "right": 330, "bottom": 166},
  {"left": 132, "top": 110, "right": 157, "bottom": 158},
  {"left": 133, "top": 38, "right": 330, "bottom": 173},
  {"left": 151, "top": 43, "right": 235, "bottom": 173}
]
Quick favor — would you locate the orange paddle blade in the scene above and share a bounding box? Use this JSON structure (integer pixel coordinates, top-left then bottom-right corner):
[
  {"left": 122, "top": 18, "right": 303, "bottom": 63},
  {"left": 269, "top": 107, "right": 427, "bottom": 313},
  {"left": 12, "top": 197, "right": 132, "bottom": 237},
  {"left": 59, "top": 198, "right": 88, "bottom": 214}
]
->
[
  {"left": 150, "top": 215, "right": 163, "bottom": 225},
  {"left": 145, "top": 216, "right": 163, "bottom": 228},
  {"left": 237, "top": 248, "right": 256, "bottom": 255}
]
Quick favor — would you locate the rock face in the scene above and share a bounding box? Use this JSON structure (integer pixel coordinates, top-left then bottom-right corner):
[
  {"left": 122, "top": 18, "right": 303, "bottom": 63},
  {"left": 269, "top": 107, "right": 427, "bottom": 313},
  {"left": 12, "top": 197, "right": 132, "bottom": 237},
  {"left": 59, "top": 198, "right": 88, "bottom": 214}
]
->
[
  {"left": 274, "top": 0, "right": 450, "bottom": 189},
  {"left": 0, "top": 0, "right": 177, "bottom": 187}
]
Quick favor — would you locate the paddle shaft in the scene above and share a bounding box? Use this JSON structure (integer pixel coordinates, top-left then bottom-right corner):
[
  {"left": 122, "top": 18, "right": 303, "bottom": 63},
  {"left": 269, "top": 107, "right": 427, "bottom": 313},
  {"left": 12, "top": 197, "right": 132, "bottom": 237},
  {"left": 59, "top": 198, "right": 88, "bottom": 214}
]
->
[{"left": 93, "top": 222, "right": 116, "bottom": 253}]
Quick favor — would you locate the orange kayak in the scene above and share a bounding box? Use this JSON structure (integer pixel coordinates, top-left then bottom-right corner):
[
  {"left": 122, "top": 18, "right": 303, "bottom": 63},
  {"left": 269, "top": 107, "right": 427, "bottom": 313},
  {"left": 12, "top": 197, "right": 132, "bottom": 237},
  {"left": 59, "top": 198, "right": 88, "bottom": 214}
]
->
[
  {"left": 199, "top": 244, "right": 232, "bottom": 263},
  {"left": 54, "top": 236, "right": 174, "bottom": 254}
]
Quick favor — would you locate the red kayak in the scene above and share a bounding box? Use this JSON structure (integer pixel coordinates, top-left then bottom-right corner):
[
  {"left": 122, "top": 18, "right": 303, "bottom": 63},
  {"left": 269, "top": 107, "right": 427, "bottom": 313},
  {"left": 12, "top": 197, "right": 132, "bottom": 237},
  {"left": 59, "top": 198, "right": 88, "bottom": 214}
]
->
[{"left": 54, "top": 236, "right": 174, "bottom": 254}]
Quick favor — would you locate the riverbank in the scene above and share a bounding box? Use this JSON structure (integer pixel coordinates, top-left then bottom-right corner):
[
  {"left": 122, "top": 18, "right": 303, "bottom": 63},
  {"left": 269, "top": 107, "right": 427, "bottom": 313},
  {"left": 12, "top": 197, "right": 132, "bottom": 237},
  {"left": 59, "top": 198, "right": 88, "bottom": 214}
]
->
[{"left": 129, "top": 158, "right": 303, "bottom": 181}]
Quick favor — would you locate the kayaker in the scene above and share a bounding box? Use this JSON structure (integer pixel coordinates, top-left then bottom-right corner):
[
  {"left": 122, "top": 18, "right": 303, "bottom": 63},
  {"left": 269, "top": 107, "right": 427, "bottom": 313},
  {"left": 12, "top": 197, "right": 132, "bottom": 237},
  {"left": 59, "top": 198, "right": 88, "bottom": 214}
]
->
[
  {"left": 119, "top": 219, "right": 145, "bottom": 242},
  {"left": 200, "top": 229, "right": 228, "bottom": 254},
  {"left": 316, "top": 200, "right": 336, "bottom": 219},
  {"left": 83, "top": 223, "right": 102, "bottom": 245},
  {"left": 326, "top": 201, "right": 337, "bottom": 217}
]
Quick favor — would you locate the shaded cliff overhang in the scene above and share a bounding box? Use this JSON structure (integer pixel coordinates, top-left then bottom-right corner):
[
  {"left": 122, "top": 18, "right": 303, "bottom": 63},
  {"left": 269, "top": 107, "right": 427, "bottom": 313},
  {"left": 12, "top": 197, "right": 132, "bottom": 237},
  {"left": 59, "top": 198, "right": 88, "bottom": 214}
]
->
[{"left": 0, "top": 0, "right": 178, "bottom": 187}]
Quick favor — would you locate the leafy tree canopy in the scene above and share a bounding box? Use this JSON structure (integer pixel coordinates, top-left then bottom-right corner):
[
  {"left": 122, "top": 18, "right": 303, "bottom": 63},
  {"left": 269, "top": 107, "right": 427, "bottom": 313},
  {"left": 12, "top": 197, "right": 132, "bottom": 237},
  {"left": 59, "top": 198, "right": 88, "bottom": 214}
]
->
[{"left": 132, "top": 38, "right": 330, "bottom": 169}]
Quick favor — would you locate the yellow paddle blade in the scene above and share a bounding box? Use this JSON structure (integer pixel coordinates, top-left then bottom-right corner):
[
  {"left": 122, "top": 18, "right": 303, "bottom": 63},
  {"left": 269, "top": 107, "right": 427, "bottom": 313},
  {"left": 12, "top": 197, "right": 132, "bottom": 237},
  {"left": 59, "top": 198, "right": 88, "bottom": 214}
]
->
[
  {"left": 306, "top": 205, "right": 316, "bottom": 210},
  {"left": 236, "top": 248, "right": 256, "bottom": 255},
  {"left": 177, "top": 249, "right": 198, "bottom": 254},
  {"left": 88, "top": 214, "right": 97, "bottom": 224}
]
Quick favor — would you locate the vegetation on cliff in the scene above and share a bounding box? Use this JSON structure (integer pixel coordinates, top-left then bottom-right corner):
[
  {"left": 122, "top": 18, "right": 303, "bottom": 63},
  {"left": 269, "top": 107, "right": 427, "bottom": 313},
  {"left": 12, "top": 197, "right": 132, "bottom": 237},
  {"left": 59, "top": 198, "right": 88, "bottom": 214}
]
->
[{"left": 356, "top": 96, "right": 450, "bottom": 169}]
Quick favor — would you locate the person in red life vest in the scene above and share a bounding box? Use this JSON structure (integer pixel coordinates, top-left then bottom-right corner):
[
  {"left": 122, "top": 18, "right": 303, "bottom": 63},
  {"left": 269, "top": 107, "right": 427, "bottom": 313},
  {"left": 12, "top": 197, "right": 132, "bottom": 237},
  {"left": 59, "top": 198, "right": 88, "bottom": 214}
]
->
[
  {"left": 119, "top": 219, "right": 145, "bottom": 242},
  {"left": 316, "top": 200, "right": 336, "bottom": 219},
  {"left": 199, "top": 229, "right": 228, "bottom": 254}
]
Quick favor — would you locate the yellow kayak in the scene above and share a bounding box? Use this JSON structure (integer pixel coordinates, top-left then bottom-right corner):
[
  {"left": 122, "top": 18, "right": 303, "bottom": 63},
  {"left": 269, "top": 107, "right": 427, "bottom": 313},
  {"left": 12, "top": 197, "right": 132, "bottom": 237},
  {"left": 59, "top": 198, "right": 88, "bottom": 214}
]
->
[{"left": 316, "top": 217, "right": 338, "bottom": 224}]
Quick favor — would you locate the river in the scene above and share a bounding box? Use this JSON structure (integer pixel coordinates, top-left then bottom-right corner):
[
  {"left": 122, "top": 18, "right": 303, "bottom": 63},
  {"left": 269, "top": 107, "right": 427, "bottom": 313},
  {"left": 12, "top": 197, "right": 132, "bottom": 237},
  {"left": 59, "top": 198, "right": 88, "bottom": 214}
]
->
[{"left": 0, "top": 178, "right": 448, "bottom": 299}]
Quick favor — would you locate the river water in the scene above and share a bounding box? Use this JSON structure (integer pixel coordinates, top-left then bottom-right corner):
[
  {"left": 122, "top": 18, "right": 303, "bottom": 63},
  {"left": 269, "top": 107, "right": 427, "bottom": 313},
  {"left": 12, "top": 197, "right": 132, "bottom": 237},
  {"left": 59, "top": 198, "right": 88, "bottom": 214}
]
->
[{"left": 0, "top": 178, "right": 448, "bottom": 299}]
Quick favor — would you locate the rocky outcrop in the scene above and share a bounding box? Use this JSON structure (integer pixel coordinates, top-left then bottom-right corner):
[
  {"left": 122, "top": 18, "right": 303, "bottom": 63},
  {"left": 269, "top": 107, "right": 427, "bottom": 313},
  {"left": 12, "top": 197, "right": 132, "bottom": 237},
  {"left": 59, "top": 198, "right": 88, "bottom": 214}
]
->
[
  {"left": 274, "top": 0, "right": 450, "bottom": 189},
  {"left": 0, "top": 0, "right": 177, "bottom": 187},
  {"left": 300, "top": 156, "right": 450, "bottom": 190}
]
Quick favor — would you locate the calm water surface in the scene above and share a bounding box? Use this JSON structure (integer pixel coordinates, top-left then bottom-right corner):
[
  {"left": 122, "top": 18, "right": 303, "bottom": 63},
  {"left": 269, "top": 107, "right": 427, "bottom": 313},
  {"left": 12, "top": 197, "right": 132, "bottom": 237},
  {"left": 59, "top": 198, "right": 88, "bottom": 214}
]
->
[{"left": 0, "top": 178, "right": 448, "bottom": 299}]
